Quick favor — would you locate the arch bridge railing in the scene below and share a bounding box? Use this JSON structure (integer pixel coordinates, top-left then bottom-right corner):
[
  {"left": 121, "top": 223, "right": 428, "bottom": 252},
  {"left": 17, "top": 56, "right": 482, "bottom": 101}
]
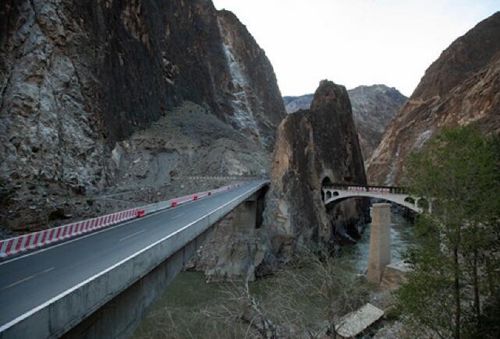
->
[{"left": 324, "top": 184, "right": 409, "bottom": 195}]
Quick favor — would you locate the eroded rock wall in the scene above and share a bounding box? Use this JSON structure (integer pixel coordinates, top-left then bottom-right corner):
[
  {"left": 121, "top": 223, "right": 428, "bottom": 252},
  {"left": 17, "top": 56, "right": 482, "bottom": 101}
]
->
[
  {"left": 0, "top": 0, "right": 285, "bottom": 232},
  {"left": 367, "top": 12, "right": 500, "bottom": 185},
  {"left": 217, "top": 10, "right": 286, "bottom": 150}
]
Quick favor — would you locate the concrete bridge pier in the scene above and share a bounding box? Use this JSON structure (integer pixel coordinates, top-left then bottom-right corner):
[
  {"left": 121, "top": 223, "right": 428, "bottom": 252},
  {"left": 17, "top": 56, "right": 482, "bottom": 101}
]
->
[
  {"left": 232, "top": 194, "right": 258, "bottom": 232},
  {"left": 367, "top": 203, "right": 391, "bottom": 284}
]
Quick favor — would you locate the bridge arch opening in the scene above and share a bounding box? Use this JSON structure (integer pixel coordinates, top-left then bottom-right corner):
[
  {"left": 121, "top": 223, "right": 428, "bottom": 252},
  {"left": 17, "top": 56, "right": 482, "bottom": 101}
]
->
[
  {"left": 326, "top": 191, "right": 332, "bottom": 200},
  {"left": 404, "top": 197, "right": 415, "bottom": 205},
  {"left": 321, "top": 176, "right": 333, "bottom": 202}
]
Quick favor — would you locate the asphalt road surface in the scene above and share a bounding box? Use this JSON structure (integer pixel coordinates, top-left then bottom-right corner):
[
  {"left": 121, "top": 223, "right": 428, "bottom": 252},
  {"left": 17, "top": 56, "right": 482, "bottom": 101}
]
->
[{"left": 0, "top": 181, "right": 263, "bottom": 330}]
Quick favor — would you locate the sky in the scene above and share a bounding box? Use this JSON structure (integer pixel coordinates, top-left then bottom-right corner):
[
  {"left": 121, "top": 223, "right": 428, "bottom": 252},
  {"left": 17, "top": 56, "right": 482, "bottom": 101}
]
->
[{"left": 212, "top": 0, "right": 499, "bottom": 97}]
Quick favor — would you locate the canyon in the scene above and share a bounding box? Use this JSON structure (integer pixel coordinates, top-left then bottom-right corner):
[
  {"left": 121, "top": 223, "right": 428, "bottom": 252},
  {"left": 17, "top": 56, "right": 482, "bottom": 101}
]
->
[
  {"left": 1, "top": 0, "right": 498, "bottom": 290},
  {"left": 1, "top": 1, "right": 499, "bottom": 338}
]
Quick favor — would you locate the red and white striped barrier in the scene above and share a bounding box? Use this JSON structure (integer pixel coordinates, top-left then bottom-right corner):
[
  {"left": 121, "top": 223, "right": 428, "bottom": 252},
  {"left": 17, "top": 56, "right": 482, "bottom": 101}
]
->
[
  {"left": 0, "top": 182, "right": 245, "bottom": 259},
  {"left": 0, "top": 208, "right": 139, "bottom": 259},
  {"left": 167, "top": 183, "right": 242, "bottom": 209}
]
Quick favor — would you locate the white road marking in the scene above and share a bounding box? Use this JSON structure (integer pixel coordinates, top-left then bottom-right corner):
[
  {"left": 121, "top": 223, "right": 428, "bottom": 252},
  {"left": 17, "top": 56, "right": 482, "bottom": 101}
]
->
[
  {"left": 0, "top": 181, "right": 264, "bottom": 333},
  {"left": 1, "top": 267, "right": 55, "bottom": 291},
  {"left": 119, "top": 230, "right": 145, "bottom": 242}
]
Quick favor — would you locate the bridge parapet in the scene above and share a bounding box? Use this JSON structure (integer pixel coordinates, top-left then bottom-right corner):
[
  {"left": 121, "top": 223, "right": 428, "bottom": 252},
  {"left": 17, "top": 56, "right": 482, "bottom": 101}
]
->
[{"left": 325, "top": 184, "right": 408, "bottom": 195}]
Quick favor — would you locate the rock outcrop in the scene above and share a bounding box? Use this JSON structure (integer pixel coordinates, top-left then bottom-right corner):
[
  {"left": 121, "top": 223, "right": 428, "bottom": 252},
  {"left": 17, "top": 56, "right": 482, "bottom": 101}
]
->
[
  {"left": 367, "top": 12, "right": 500, "bottom": 185},
  {"left": 0, "top": 0, "right": 285, "bottom": 232},
  {"left": 264, "top": 80, "right": 368, "bottom": 262},
  {"left": 283, "top": 85, "right": 407, "bottom": 162}
]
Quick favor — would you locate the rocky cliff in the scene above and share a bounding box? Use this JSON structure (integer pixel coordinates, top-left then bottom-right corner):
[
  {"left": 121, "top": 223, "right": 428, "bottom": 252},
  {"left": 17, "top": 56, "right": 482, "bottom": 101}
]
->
[
  {"left": 367, "top": 12, "right": 500, "bottom": 185},
  {"left": 0, "top": 0, "right": 286, "bottom": 232},
  {"left": 264, "top": 80, "right": 367, "bottom": 262},
  {"left": 217, "top": 10, "right": 286, "bottom": 149},
  {"left": 284, "top": 85, "right": 407, "bottom": 162}
]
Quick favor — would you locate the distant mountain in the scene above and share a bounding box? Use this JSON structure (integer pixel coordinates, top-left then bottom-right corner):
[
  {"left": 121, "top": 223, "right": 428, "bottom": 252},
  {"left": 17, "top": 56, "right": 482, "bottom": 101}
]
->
[
  {"left": 349, "top": 85, "right": 407, "bottom": 164},
  {"left": 283, "top": 85, "right": 407, "bottom": 162},
  {"left": 367, "top": 11, "right": 500, "bottom": 185},
  {"left": 283, "top": 94, "right": 314, "bottom": 113}
]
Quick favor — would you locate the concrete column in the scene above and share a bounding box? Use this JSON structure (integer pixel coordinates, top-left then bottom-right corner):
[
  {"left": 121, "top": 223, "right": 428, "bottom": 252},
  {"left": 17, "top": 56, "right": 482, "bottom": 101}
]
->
[
  {"left": 367, "top": 203, "right": 391, "bottom": 284},
  {"left": 231, "top": 199, "right": 257, "bottom": 233}
]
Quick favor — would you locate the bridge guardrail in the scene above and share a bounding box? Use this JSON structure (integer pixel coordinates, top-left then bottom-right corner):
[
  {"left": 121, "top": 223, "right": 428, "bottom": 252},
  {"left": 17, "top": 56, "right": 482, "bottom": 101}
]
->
[
  {"left": 324, "top": 184, "right": 408, "bottom": 195},
  {"left": 0, "top": 183, "right": 244, "bottom": 260}
]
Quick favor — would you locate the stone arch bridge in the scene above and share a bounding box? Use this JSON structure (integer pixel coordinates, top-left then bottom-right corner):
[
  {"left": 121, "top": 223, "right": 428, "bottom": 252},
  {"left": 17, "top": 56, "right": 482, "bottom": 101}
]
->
[{"left": 322, "top": 184, "right": 429, "bottom": 213}]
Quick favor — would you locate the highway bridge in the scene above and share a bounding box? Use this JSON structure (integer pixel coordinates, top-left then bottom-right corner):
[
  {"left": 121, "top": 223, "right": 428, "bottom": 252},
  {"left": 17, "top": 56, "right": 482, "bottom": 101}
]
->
[{"left": 0, "top": 180, "right": 268, "bottom": 339}]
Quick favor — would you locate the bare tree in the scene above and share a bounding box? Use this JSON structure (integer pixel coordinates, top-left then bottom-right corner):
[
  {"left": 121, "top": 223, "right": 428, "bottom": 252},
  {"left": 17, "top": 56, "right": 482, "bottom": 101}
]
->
[{"left": 134, "top": 250, "right": 373, "bottom": 339}]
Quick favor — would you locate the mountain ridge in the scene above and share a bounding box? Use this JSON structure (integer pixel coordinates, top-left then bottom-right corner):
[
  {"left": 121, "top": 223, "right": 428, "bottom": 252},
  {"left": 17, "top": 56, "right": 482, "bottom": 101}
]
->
[{"left": 367, "top": 11, "right": 500, "bottom": 185}]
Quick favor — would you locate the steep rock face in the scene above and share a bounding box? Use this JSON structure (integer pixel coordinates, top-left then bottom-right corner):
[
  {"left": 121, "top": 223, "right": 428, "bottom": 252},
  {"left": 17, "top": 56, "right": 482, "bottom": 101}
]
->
[
  {"left": 283, "top": 85, "right": 407, "bottom": 162},
  {"left": 368, "top": 12, "right": 500, "bottom": 185},
  {"left": 0, "top": 0, "right": 285, "bottom": 232},
  {"left": 217, "top": 10, "right": 286, "bottom": 149},
  {"left": 264, "top": 80, "right": 367, "bottom": 260}
]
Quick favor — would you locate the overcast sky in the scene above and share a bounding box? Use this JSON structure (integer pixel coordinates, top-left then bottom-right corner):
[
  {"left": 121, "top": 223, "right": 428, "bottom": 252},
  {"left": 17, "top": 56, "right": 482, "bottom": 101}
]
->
[{"left": 212, "top": 0, "right": 498, "bottom": 97}]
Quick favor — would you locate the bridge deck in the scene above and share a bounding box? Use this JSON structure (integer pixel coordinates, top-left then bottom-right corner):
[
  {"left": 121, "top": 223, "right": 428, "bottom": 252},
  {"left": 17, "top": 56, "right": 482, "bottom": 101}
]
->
[{"left": 0, "top": 181, "right": 264, "bottom": 335}]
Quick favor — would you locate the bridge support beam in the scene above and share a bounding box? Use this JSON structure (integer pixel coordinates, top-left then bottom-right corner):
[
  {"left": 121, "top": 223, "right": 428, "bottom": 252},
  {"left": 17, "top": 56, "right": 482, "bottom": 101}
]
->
[{"left": 367, "top": 203, "right": 391, "bottom": 284}]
